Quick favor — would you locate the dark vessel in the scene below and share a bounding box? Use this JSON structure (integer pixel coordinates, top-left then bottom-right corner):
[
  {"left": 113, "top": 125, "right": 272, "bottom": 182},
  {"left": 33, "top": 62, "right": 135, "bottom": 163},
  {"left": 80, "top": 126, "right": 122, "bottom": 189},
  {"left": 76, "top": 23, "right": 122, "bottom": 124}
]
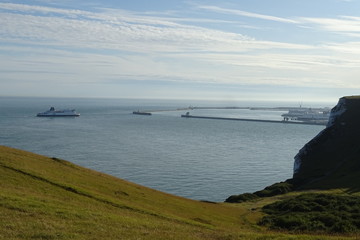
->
[{"left": 133, "top": 111, "right": 152, "bottom": 116}]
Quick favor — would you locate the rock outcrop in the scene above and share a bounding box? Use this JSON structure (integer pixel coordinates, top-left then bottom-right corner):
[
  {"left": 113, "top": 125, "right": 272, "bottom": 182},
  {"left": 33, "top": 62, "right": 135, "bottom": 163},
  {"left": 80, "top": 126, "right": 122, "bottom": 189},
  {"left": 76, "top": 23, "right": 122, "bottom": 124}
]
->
[{"left": 292, "top": 96, "right": 360, "bottom": 190}]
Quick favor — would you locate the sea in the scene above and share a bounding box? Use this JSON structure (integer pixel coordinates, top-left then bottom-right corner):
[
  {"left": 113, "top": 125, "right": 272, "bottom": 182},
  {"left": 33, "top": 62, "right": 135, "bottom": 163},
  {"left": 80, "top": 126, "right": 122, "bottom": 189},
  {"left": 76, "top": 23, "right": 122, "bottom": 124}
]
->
[{"left": 0, "top": 97, "right": 331, "bottom": 202}]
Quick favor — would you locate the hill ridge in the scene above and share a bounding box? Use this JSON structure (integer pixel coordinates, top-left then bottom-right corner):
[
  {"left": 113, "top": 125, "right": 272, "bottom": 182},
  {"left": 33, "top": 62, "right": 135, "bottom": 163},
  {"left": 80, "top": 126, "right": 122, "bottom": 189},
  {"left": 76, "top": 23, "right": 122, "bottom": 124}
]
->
[
  {"left": 0, "top": 147, "right": 215, "bottom": 229},
  {"left": 1, "top": 145, "right": 255, "bottom": 239},
  {"left": 1, "top": 144, "right": 359, "bottom": 239}
]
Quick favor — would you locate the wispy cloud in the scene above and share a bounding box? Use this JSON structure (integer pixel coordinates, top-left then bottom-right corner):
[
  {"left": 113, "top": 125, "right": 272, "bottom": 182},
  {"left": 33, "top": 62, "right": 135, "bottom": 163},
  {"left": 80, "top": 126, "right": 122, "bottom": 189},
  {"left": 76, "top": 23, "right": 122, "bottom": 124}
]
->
[
  {"left": 1, "top": 2, "right": 360, "bottom": 99},
  {"left": 195, "top": 4, "right": 360, "bottom": 39},
  {"left": 0, "top": 3, "right": 311, "bottom": 54},
  {"left": 197, "top": 5, "right": 298, "bottom": 24},
  {"left": 0, "top": 3, "right": 89, "bottom": 17},
  {"left": 301, "top": 16, "right": 360, "bottom": 37}
]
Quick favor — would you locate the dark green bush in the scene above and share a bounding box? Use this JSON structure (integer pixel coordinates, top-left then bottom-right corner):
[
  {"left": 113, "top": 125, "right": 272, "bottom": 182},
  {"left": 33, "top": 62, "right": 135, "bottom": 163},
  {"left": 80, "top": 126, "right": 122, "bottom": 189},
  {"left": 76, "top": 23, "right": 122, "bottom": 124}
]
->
[
  {"left": 225, "top": 181, "right": 294, "bottom": 203},
  {"left": 225, "top": 193, "right": 259, "bottom": 203},
  {"left": 259, "top": 193, "right": 360, "bottom": 233},
  {"left": 331, "top": 221, "right": 357, "bottom": 233},
  {"left": 253, "top": 181, "right": 294, "bottom": 197}
]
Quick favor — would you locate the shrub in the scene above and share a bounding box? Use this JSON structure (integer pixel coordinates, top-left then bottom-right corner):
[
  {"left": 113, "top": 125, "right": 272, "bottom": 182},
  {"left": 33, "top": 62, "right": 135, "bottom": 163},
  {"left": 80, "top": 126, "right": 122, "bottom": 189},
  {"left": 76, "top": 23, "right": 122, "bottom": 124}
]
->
[
  {"left": 225, "top": 181, "right": 294, "bottom": 203},
  {"left": 331, "top": 221, "right": 357, "bottom": 233},
  {"left": 253, "top": 181, "right": 294, "bottom": 197},
  {"left": 225, "top": 193, "right": 259, "bottom": 203},
  {"left": 259, "top": 193, "right": 360, "bottom": 233}
]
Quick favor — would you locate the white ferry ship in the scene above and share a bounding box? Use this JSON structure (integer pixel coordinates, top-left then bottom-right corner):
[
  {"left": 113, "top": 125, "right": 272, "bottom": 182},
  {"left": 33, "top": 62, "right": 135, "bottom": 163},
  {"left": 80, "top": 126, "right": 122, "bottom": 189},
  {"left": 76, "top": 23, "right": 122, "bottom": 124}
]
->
[
  {"left": 282, "top": 107, "right": 329, "bottom": 123},
  {"left": 37, "top": 107, "right": 80, "bottom": 117}
]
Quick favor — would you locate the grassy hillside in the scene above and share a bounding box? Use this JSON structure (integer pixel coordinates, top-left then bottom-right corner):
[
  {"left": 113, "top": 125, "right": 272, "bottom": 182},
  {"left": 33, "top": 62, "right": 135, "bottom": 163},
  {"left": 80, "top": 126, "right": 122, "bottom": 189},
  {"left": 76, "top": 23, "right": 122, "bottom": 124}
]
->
[{"left": 0, "top": 146, "right": 357, "bottom": 239}]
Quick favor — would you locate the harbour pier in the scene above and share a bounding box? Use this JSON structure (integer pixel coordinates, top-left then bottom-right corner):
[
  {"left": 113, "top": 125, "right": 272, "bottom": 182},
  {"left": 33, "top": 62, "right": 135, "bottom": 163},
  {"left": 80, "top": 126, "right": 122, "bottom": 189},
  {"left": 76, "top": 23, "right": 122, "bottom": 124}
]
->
[{"left": 181, "top": 114, "right": 327, "bottom": 126}]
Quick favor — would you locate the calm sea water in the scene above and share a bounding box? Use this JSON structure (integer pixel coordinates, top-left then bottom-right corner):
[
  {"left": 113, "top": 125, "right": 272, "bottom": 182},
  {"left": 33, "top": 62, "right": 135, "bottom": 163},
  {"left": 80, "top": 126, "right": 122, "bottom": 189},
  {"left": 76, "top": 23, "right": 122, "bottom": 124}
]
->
[{"left": 0, "top": 97, "right": 327, "bottom": 201}]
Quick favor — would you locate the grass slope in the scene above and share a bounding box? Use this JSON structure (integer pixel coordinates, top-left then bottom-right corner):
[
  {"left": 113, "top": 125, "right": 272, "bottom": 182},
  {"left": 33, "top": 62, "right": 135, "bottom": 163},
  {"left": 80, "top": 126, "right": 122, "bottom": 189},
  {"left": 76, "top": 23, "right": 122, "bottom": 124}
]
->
[{"left": 0, "top": 146, "right": 357, "bottom": 239}]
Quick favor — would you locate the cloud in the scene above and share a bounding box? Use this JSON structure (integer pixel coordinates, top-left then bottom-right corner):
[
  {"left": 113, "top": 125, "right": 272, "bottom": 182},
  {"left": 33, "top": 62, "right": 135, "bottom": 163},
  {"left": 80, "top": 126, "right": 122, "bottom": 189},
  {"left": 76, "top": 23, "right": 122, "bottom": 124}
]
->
[
  {"left": 300, "top": 16, "right": 360, "bottom": 36},
  {"left": 196, "top": 4, "right": 360, "bottom": 39},
  {"left": 323, "top": 41, "right": 360, "bottom": 55},
  {"left": 0, "top": 3, "right": 312, "bottom": 55},
  {"left": 1, "top": 2, "right": 360, "bottom": 100},
  {"left": 197, "top": 5, "right": 298, "bottom": 24},
  {"left": 0, "top": 2, "right": 90, "bottom": 18},
  {"left": 192, "top": 3, "right": 360, "bottom": 39}
]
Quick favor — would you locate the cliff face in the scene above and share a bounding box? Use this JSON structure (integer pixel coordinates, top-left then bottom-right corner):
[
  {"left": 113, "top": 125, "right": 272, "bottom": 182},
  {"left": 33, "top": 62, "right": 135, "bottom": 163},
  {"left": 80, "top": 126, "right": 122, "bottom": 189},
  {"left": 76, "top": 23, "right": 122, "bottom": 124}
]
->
[{"left": 293, "top": 96, "right": 360, "bottom": 190}]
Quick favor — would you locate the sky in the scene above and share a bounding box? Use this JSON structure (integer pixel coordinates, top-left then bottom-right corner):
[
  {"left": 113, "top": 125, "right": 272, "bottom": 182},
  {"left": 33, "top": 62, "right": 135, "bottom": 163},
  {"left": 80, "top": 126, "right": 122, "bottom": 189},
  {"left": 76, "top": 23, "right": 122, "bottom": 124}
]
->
[{"left": 1, "top": 0, "right": 360, "bottom": 103}]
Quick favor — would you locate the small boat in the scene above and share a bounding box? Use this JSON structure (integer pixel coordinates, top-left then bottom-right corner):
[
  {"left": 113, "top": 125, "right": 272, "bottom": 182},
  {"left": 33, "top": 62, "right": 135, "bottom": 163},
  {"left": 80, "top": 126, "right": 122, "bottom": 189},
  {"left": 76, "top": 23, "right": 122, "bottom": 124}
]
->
[
  {"left": 37, "top": 107, "right": 80, "bottom": 117},
  {"left": 181, "top": 112, "right": 191, "bottom": 118},
  {"left": 133, "top": 110, "right": 152, "bottom": 116}
]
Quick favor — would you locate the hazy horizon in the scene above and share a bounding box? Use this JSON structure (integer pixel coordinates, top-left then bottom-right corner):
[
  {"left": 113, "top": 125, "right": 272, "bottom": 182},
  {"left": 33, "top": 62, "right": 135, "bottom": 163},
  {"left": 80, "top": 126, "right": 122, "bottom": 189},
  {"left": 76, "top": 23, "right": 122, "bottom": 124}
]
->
[{"left": 0, "top": 95, "right": 337, "bottom": 109}]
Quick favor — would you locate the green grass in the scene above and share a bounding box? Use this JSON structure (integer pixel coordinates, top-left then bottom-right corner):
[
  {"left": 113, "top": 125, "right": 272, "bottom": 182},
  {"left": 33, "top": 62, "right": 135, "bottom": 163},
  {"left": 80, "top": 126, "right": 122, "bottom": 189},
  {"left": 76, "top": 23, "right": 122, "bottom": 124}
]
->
[
  {"left": 260, "top": 193, "right": 360, "bottom": 233},
  {"left": 0, "top": 146, "right": 359, "bottom": 239}
]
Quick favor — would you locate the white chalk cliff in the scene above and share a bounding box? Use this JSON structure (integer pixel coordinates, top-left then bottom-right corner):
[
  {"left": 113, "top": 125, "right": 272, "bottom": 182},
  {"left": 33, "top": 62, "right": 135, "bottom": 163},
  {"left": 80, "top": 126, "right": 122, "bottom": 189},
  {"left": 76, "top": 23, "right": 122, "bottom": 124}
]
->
[{"left": 292, "top": 96, "right": 360, "bottom": 188}]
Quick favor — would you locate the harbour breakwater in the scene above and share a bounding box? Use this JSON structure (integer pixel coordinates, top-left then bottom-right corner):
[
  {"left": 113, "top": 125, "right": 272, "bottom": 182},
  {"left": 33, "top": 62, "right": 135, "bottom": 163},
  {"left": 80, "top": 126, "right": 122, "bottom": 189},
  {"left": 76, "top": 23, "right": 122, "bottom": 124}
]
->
[
  {"left": 181, "top": 114, "right": 327, "bottom": 126},
  {"left": 132, "top": 106, "right": 329, "bottom": 126}
]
